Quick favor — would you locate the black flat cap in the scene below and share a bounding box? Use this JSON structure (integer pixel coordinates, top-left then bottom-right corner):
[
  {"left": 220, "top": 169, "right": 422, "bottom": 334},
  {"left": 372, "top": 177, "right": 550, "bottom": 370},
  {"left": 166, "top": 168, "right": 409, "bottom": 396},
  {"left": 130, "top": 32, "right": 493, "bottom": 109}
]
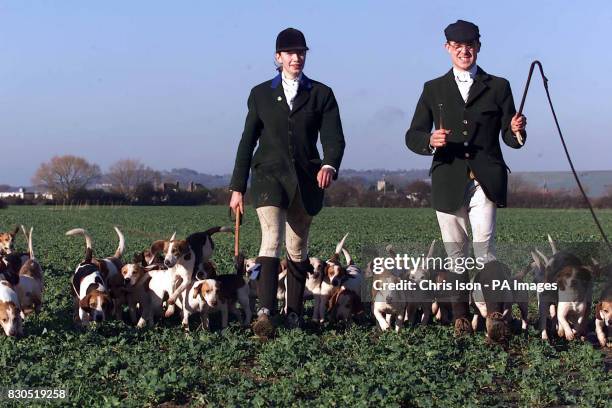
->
[
  {"left": 276, "top": 28, "right": 309, "bottom": 52},
  {"left": 444, "top": 20, "right": 480, "bottom": 43}
]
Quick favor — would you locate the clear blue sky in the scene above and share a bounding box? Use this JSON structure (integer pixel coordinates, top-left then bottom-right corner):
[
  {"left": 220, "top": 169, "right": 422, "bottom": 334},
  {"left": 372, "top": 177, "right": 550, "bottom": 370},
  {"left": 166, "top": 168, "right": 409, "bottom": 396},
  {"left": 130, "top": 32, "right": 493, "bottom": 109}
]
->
[{"left": 1, "top": 0, "right": 610, "bottom": 186}]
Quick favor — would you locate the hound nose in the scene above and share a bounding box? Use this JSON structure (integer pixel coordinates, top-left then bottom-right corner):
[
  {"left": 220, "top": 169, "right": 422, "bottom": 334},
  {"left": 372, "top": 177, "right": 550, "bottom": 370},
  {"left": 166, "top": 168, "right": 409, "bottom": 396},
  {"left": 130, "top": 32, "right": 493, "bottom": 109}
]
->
[
  {"left": 124, "top": 278, "right": 131, "bottom": 285},
  {"left": 210, "top": 301, "right": 217, "bottom": 307},
  {"left": 164, "top": 259, "right": 172, "bottom": 267}
]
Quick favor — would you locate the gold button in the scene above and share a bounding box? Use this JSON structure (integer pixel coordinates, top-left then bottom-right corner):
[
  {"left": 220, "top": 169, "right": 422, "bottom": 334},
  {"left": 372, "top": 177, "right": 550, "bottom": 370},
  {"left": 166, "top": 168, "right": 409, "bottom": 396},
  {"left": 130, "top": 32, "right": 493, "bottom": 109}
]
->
[
  {"left": 462, "top": 131, "right": 468, "bottom": 136},
  {"left": 463, "top": 120, "right": 468, "bottom": 124},
  {"left": 465, "top": 153, "right": 470, "bottom": 158},
  {"left": 277, "top": 96, "right": 282, "bottom": 101},
  {"left": 463, "top": 141, "right": 469, "bottom": 147}
]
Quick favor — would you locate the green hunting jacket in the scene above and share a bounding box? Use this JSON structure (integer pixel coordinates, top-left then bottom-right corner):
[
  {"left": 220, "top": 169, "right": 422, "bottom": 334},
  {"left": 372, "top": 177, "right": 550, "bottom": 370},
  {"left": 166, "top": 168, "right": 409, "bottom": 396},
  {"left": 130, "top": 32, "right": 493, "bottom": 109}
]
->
[
  {"left": 405, "top": 67, "right": 526, "bottom": 213},
  {"left": 229, "top": 73, "right": 345, "bottom": 216}
]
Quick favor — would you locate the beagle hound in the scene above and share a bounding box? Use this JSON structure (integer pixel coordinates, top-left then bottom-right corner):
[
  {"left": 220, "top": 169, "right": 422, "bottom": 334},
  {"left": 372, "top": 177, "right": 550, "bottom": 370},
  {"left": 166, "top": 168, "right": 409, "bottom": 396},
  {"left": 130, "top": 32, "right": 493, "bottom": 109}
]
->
[
  {"left": 67, "top": 229, "right": 114, "bottom": 325},
  {"left": 15, "top": 226, "right": 43, "bottom": 317},
  {"left": 66, "top": 227, "right": 125, "bottom": 319},
  {"left": 0, "top": 279, "right": 22, "bottom": 337}
]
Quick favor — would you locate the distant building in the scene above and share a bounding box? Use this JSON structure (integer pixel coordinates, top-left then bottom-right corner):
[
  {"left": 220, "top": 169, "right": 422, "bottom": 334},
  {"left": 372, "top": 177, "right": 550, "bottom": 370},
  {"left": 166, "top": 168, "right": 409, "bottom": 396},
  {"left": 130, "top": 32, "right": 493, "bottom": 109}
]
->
[
  {"left": 187, "top": 181, "right": 206, "bottom": 192},
  {"left": 92, "top": 183, "right": 114, "bottom": 192},
  {"left": 159, "top": 181, "right": 180, "bottom": 193},
  {"left": 0, "top": 187, "right": 53, "bottom": 200}
]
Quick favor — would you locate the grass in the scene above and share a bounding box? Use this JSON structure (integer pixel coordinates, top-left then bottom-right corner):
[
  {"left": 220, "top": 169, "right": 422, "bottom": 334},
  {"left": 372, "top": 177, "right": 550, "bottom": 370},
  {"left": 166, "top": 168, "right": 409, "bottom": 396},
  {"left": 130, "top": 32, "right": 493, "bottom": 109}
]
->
[{"left": 0, "top": 205, "right": 610, "bottom": 407}]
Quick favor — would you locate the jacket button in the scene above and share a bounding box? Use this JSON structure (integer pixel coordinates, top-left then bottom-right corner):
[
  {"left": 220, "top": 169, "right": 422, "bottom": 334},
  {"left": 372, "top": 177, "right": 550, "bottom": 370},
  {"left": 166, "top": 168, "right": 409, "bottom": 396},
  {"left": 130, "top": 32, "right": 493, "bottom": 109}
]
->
[
  {"left": 463, "top": 120, "right": 468, "bottom": 124},
  {"left": 463, "top": 141, "right": 469, "bottom": 147},
  {"left": 465, "top": 153, "right": 470, "bottom": 158},
  {"left": 462, "top": 131, "right": 468, "bottom": 136}
]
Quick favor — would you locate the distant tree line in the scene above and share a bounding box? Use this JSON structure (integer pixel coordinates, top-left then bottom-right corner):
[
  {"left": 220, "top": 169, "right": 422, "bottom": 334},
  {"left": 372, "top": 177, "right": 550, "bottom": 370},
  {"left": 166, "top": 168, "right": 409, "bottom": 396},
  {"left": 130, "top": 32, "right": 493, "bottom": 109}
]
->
[{"left": 0, "top": 155, "right": 610, "bottom": 209}]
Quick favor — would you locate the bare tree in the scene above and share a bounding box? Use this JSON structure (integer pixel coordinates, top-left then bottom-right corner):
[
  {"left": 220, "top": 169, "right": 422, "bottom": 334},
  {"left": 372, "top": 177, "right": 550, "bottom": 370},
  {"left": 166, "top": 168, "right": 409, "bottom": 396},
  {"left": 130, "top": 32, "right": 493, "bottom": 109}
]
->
[
  {"left": 32, "top": 155, "right": 101, "bottom": 201},
  {"left": 106, "top": 159, "right": 160, "bottom": 199}
]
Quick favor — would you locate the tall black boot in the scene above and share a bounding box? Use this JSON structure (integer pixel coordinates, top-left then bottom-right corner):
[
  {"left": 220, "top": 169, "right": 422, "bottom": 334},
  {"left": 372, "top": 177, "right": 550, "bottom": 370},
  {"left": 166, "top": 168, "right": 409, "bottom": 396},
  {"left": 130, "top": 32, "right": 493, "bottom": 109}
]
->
[
  {"left": 285, "top": 256, "right": 312, "bottom": 324},
  {"left": 252, "top": 256, "right": 279, "bottom": 339}
]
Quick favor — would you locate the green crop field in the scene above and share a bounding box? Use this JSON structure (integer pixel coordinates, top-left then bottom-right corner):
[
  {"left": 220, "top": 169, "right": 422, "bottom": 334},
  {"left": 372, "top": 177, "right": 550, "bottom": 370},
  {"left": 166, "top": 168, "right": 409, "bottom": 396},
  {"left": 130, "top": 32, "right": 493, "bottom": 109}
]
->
[{"left": 0, "top": 205, "right": 611, "bottom": 407}]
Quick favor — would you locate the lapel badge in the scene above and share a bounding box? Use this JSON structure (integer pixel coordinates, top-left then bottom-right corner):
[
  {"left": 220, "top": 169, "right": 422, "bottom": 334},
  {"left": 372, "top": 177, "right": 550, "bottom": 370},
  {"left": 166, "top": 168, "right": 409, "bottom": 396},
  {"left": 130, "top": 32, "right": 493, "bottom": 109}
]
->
[{"left": 277, "top": 96, "right": 282, "bottom": 101}]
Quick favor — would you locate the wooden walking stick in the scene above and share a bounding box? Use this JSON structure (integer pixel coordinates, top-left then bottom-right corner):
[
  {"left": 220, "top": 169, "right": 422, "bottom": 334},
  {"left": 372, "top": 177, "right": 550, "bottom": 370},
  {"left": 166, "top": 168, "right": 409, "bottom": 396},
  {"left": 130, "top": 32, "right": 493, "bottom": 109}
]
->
[{"left": 233, "top": 209, "right": 245, "bottom": 275}]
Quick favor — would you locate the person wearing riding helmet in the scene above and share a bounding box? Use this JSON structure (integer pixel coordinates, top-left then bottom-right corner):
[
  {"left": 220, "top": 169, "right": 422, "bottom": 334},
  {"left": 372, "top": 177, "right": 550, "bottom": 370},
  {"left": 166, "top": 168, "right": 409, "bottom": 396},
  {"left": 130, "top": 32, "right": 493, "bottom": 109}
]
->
[{"left": 229, "top": 28, "right": 345, "bottom": 338}]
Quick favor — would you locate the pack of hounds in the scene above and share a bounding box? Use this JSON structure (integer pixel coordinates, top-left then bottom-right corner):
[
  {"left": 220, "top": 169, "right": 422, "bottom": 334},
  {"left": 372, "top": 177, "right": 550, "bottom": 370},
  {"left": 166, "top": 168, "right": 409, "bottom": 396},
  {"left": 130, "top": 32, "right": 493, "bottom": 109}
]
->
[{"left": 0, "top": 225, "right": 610, "bottom": 348}]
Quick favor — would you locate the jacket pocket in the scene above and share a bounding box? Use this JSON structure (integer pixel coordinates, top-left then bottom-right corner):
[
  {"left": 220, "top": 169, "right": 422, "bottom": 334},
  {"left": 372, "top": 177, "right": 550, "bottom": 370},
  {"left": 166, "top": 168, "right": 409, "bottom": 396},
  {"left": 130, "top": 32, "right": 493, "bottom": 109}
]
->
[
  {"left": 478, "top": 104, "right": 500, "bottom": 116},
  {"left": 251, "top": 159, "right": 283, "bottom": 170}
]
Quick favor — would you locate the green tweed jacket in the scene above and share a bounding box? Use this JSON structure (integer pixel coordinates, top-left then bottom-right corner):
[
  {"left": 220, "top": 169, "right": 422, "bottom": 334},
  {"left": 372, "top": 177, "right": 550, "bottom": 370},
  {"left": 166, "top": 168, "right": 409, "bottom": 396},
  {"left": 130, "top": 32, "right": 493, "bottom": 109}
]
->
[
  {"left": 405, "top": 67, "right": 526, "bottom": 213},
  {"left": 230, "top": 74, "right": 345, "bottom": 216}
]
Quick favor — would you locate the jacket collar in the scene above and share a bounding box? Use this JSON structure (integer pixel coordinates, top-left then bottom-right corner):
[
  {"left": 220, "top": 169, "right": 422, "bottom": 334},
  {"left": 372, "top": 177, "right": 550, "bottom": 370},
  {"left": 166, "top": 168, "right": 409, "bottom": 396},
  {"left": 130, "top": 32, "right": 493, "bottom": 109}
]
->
[
  {"left": 466, "top": 66, "right": 490, "bottom": 106},
  {"left": 270, "top": 73, "right": 313, "bottom": 115},
  {"left": 270, "top": 72, "right": 312, "bottom": 90},
  {"left": 444, "top": 66, "right": 490, "bottom": 106}
]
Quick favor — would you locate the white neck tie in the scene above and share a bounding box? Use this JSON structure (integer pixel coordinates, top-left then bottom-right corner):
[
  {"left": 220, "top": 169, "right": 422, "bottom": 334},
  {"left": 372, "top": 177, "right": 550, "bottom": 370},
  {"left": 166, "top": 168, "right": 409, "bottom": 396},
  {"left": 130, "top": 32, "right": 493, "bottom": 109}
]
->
[{"left": 457, "top": 71, "right": 472, "bottom": 83}]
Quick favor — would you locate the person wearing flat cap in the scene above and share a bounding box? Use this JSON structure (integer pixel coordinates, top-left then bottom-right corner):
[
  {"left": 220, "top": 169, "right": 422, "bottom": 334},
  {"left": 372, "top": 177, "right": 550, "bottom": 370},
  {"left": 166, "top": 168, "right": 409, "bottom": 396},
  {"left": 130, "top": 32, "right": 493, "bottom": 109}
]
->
[
  {"left": 405, "top": 20, "right": 527, "bottom": 335},
  {"left": 229, "top": 28, "right": 345, "bottom": 337}
]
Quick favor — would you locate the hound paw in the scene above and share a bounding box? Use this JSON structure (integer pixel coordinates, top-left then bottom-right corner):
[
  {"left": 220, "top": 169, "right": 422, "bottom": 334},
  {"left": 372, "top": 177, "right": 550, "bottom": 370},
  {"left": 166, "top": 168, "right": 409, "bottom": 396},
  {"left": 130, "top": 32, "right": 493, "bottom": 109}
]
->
[{"left": 164, "top": 307, "right": 175, "bottom": 318}]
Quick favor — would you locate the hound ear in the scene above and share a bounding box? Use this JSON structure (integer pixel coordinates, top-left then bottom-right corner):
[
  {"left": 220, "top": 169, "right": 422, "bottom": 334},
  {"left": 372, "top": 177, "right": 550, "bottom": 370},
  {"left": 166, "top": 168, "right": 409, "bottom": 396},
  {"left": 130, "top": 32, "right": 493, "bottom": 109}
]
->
[
  {"left": 327, "top": 287, "right": 342, "bottom": 310},
  {"left": 595, "top": 301, "right": 602, "bottom": 318},
  {"left": 556, "top": 273, "right": 567, "bottom": 291},
  {"left": 557, "top": 281, "right": 566, "bottom": 291},
  {"left": 133, "top": 251, "right": 145, "bottom": 266},
  {"left": 79, "top": 294, "right": 92, "bottom": 311},
  {"left": 149, "top": 241, "right": 166, "bottom": 261},
  {"left": 192, "top": 281, "right": 206, "bottom": 299}
]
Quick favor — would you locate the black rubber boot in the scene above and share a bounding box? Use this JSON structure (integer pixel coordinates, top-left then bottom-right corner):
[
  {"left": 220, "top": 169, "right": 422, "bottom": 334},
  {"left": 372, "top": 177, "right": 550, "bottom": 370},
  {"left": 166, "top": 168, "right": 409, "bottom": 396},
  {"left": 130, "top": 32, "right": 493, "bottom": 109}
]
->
[
  {"left": 252, "top": 256, "right": 280, "bottom": 339},
  {"left": 285, "top": 257, "right": 311, "bottom": 316}
]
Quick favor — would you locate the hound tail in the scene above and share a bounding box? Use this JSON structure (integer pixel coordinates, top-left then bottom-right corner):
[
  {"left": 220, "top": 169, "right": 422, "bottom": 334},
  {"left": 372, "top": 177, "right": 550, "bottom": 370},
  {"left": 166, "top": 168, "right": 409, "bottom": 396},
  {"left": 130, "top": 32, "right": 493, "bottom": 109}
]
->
[
  {"left": 328, "top": 233, "right": 349, "bottom": 263},
  {"left": 341, "top": 248, "right": 353, "bottom": 266},
  {"left": 204, "top": 226, "right": 234, "bottom": 236},
  {"left": 20, "top": 225, "right": 35, "bottom": 260},
  {"left": 426, "top": 240, "right": 436, "bottom": 259},
  {"left": 547, "top": 234, "right": 558, "bottom": 255},
  {"left": 113, "top": 227, "right": 125, "bottom": 259},
  {"left": 66, "top": 228, "right": 93, "bottom": 263}
]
